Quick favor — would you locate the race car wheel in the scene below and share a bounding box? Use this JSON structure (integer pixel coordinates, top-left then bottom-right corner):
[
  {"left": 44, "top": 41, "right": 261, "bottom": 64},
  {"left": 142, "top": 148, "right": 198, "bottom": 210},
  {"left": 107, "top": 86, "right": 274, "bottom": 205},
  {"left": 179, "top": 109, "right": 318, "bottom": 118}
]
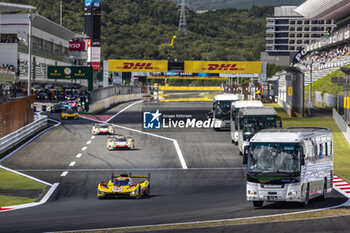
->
[
  {"left": 137, "top": 186, "right": 142, "bottom": 199},
  {"left": 144, "top": 184, "right": 150, "bottom": 196}
]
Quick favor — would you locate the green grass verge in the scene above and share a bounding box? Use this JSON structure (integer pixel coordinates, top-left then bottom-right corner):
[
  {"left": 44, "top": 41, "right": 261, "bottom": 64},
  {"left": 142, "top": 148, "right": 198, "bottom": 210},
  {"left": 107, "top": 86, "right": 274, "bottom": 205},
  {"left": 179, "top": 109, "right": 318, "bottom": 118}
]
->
[
  {"left": 0, "top": 195, "right": 35, "bottom": 207},
  {"left": 0, "top": 169, "right": 47, "bottom": 190}
]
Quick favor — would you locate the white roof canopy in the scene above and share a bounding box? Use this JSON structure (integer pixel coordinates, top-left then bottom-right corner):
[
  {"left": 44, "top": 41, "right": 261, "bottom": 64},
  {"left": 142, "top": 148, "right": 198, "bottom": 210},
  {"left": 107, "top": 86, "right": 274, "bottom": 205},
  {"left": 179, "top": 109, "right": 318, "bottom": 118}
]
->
[
  {"left": 0, "top": 2, "right": 36, "bottom": 12},
  {"left": 295, "top": 0, "right": 350, "bottom": 20}
]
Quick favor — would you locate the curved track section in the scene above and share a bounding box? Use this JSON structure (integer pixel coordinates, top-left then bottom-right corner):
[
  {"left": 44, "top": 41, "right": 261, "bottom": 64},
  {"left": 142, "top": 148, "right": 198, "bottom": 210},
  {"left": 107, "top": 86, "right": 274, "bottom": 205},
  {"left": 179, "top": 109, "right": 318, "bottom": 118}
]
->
[{"left": 0, "top": 101, "right": 347, "bottom": 233}]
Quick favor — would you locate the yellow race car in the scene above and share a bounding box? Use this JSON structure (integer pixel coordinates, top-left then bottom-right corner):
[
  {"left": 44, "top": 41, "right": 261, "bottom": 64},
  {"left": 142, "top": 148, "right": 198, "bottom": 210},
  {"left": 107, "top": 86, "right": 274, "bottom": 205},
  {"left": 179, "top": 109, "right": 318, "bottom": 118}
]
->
[
  {"left": 97, "top": 173, "right": 150, "bottom": 199},
  {"left": 61, "top": 110, "right": 79, "bottom": 120}
]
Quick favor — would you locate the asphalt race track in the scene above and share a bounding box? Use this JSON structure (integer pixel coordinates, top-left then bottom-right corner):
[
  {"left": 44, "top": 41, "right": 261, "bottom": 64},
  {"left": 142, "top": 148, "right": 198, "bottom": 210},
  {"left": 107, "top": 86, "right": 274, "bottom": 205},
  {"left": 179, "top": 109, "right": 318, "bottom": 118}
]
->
[{"left": 0, "top": 100, "right": 348, "bottom": 233}]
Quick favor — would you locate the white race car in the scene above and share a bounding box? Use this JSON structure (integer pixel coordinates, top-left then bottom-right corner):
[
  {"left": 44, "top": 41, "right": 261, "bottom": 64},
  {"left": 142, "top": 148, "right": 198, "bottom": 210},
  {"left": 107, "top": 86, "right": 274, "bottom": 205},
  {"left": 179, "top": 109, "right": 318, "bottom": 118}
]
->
[
  {"left": 92, "top": 123, "right": 115, "bottom": 135},
  {"left": 107, "top": 135, "right": 135, "bottom": 150}
]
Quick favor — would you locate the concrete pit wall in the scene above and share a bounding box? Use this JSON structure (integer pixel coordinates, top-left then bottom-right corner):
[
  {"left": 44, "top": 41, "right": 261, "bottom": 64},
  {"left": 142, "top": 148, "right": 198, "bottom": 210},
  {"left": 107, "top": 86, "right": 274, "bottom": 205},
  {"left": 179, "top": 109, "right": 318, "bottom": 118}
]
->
[{"left": 89, "top": 93, "right": 144, "bottom": 114}]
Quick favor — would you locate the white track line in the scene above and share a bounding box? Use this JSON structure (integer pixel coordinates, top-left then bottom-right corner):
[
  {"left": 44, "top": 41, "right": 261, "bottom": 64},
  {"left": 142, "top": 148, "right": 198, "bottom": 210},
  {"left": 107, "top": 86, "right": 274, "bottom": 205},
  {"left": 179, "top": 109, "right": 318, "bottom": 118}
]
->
[
  {"left": 86, "top": 141, "right": 91, "bottom": 144},
  {"left": 0, "top": 165, "right": 53, "bottom": 186},
  {"left": 76, "top": 153, "right": 82, "bottom": 158},
  {"left": 69, "top": 162, "right": 76, "bottom": 167},
  {"left": 15, "top": 167, "right": 245, "bottom": 172},
  {"left": 0, "top": 117, "right": 62, "bottom": 212},
  {"left": 79, "top": 100, "right": 188, "bottom": 169},
  {"left": 105, "top": 100, "right": 143, "bottom": 123},
  {"left": 81, "top": 147, "right": 87, "bottom": 151},
  {"left": 90, "top": 136, "right": 95, "bottom": 139},
  {"left": 0, "top": 119, "right": 61, "bottom": 163},
  {"left": 114, "top": 124, "right": 188, "bottom": 169},
  {"left": 60, "top": 171, "right": 68, "bottom": 176},
  {"left": 1, "top": 183, "right": 59, "bottom": 213}
]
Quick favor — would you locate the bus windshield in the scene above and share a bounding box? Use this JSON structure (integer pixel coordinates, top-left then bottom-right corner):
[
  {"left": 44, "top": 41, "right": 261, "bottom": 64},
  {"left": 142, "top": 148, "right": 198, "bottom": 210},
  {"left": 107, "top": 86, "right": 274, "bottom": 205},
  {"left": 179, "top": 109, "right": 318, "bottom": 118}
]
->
[
  {"left": 243, "top": 116, "right": 278, "bottom": 141},
  {"left": 215, "top": 100, "right": 234, "bottom": 120},
  {"left": 248, "top": 143, "right": 301, "bottom": 175}
]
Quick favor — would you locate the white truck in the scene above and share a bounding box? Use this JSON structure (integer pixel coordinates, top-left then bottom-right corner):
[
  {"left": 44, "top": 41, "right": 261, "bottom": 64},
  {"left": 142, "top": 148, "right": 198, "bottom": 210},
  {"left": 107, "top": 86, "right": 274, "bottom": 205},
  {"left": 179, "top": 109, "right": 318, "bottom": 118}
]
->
[
  {"left": 246, "top": 127, "right": 333, "bottom": 208},
  {"left": 212, "top": 94, "right": 240, "bottom": 131},
  {"left": 230, "top": 101, "right": 264, "bottom": 145}
]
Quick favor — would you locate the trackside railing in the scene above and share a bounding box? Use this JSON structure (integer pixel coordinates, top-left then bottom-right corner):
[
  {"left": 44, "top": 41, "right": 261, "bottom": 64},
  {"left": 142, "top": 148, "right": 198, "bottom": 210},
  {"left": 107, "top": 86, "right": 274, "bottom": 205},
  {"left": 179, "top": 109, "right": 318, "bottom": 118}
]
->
[
  {"left": 0, "top": 114, "right": 48, "bottom": 154},
  {"left": 333, "top": 108, "right": 350, "bottom": 145}
]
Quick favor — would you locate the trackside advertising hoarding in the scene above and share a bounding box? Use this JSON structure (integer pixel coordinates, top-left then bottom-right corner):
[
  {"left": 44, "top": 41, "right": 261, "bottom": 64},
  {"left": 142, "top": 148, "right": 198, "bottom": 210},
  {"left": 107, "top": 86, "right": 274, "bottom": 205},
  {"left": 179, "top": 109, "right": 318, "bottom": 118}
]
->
[
  {"left": 47, "top": 66, "right": 93, "bottom": 80},
  {"left": 108, "top": 60, "right": 168, "bottom": 72},
  {"left": 184, "top": 61, "right": 262, "bottom": 74}
]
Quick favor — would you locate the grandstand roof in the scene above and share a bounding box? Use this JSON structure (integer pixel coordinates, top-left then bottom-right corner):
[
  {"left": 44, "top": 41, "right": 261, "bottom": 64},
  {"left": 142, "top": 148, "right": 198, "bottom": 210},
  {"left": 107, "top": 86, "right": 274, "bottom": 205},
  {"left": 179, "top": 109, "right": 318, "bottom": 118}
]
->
[
  {"left": 1, "top": 14, "right": 77, "bottom": 41},
  {"left": 295, "top": 0, "right": 350, "bottom": 20},
  {"left": 0, "top": 2, "right": 36, "bottom": 12}
]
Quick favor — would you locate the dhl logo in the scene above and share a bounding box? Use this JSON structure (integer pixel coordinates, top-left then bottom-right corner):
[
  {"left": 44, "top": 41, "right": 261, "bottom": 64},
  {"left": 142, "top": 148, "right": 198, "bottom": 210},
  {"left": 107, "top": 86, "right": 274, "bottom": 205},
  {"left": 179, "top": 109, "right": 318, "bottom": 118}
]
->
[
  {"left": 202, "top": 64, "right": 245, "bottom": 71},
  {"left": 117, "top": 63, "right": 159, "bottom": 70}
]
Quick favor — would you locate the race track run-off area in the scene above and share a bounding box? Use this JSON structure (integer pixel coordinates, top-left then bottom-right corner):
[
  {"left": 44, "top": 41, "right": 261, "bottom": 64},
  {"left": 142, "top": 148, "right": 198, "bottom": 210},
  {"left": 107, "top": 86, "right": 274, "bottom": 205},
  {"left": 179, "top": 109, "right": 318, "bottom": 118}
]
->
[{"left": 0, "top": 100, "right": 348, "bottom": 233}]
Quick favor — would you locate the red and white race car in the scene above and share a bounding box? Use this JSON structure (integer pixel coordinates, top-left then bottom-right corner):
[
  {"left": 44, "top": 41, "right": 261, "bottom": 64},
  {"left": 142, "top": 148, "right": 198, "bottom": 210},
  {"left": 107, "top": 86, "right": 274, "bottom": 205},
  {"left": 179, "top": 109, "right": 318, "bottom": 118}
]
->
[
  {"left": 92, "top": 123, "right": 115, "bottom": 135},
  {"left": 107, "top": 135, "right": 135, "bottom": 150}
]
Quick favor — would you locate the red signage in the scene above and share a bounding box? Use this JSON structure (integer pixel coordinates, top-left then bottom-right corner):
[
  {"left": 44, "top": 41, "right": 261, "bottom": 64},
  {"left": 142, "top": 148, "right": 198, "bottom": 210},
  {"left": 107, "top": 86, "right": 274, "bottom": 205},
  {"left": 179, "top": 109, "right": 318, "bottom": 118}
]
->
[
  {"left": 91, "top": 62, "right": 100, "bottom": 70},
  {"left": 69, "top": 41, "right": 86, "bottom": 51}
]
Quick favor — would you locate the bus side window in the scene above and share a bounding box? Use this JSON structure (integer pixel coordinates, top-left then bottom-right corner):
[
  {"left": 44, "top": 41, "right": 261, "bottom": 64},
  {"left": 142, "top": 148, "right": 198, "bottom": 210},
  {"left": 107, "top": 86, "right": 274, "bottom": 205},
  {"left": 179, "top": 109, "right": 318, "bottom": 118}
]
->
[
  {"left": 319, "top": 144, "right": 324, "bottom": 158},
  {"left": 330, "top": 141, "right": 333, "bottom": 155}
]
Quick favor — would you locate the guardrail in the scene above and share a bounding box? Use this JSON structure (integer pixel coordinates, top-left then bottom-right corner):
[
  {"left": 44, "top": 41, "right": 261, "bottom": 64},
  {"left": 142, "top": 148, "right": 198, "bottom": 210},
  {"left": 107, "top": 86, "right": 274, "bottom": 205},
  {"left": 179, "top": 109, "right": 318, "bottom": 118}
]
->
[
  {"left": 0, "top": 114, "right": 48, "bottom": 155},
  {"left": 333, "top": 108, "right": 350, "bottom": 145}
]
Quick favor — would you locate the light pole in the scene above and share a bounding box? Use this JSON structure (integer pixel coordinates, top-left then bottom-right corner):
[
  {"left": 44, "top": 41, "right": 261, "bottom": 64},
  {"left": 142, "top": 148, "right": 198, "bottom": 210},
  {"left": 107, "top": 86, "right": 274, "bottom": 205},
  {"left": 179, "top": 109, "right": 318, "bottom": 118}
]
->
[
  {"left": 27, "top": 11, "right": 34, "bottom": 96},
  {"left": 307, "top": 58, "right": 313, "bottom": 115}
]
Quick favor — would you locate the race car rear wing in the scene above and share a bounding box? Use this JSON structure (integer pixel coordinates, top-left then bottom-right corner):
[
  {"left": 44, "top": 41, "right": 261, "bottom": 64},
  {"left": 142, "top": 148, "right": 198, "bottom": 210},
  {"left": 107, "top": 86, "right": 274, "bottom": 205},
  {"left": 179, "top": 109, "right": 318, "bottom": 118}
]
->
[{"left": 111, "top": 172, "right": 150, "bottom": 180}]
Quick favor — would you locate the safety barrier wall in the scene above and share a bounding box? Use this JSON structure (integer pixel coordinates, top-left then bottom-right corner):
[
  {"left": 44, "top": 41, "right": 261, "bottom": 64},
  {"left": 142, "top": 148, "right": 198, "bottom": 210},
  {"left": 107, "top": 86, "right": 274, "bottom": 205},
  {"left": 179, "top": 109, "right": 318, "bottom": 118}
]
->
[
  {"left": 0, "top": 114, "right": 47, "bottom": 155},
  {"left": 315, "top": 91, "right": 344, "bottom": 108},
  {"left": 333, "top": 108, "right": 350, "bottom": 145},
  {"left": 158, "top": 86, "right": 224, "bottom": 91},
  {"left": 91, "top": 86, "right": 141, "bottom": 103},
  {"left": 89, "top": 93, "right": 144, "bottom": 114},
  {"left": 277, "top": 97, "right": 293, "bottom": 117}
]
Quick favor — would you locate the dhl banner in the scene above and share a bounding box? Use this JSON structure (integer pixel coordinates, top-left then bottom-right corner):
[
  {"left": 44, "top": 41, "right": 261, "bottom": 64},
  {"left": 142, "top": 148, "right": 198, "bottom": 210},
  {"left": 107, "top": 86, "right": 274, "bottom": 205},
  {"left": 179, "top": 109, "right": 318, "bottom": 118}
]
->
[
  {"left": 108, "top": 60, "right": 168, "bottom": 72},
  {"left": 148, "top": 76, "right": 228, "bottom": 80},
  {"left": 184, "top": 61, "right": 262, "bottom": 74}
]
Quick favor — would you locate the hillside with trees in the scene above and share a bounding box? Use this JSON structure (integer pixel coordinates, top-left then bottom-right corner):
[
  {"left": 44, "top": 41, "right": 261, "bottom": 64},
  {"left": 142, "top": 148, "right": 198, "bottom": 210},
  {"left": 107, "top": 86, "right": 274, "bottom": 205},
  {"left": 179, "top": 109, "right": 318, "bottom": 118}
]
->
[
  {"left": 172, "top": 0, "right": 305, "bottom": 11},
  {"left": 3, "top": 0, "right": 273, "bottom": 62}
]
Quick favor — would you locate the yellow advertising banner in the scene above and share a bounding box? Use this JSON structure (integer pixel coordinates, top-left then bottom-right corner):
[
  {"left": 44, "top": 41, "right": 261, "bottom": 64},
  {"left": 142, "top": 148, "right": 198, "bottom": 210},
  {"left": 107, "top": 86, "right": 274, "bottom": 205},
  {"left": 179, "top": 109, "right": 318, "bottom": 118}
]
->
[
  {"left": 108, "top": 60, "right": 168, "bottom": 72},
  {"left": 288, "top": 87, "right": 293, "bottom": 96},
  {"left": 184, "top": 61, "right": 262, "bottom": 74},
  {"left": 344, "top": 97, "right": 348, "bottom": 109},
  {"left": 148, "top": 75, "right": 228, "bottom": 80},
  {"left": 347, "top": 97, "right": 350, "bottom": 109}
]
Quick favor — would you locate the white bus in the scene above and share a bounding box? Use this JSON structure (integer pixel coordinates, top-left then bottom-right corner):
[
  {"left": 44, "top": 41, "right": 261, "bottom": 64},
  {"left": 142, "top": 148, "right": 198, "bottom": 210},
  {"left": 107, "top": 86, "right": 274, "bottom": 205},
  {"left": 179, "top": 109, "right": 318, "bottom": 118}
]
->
[
  {"left": 230, "top": 101, "right": 264, "bottom": 144},
  {"left": 246, "top": 127, "right": 333, "bottom": 208},
  {"left": 237, "top": 106, "right": 282, "bottom": 164},
  {"left": 213, "top": 94, "right": 240, "bottom": 130}
]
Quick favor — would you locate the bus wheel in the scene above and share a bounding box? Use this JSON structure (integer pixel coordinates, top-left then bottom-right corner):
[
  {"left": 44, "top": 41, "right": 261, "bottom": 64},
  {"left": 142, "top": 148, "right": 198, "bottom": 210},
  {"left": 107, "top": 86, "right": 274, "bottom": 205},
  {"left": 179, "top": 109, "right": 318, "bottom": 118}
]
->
[
  {"left": 253, "top": 201, "right": 263, "bottom": 208},
  {"left": 321, "top": 179, "right": 327, "bottom": 201},
  {"left": 243, "top": 155, "right": 248, "bottom": 164}
]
